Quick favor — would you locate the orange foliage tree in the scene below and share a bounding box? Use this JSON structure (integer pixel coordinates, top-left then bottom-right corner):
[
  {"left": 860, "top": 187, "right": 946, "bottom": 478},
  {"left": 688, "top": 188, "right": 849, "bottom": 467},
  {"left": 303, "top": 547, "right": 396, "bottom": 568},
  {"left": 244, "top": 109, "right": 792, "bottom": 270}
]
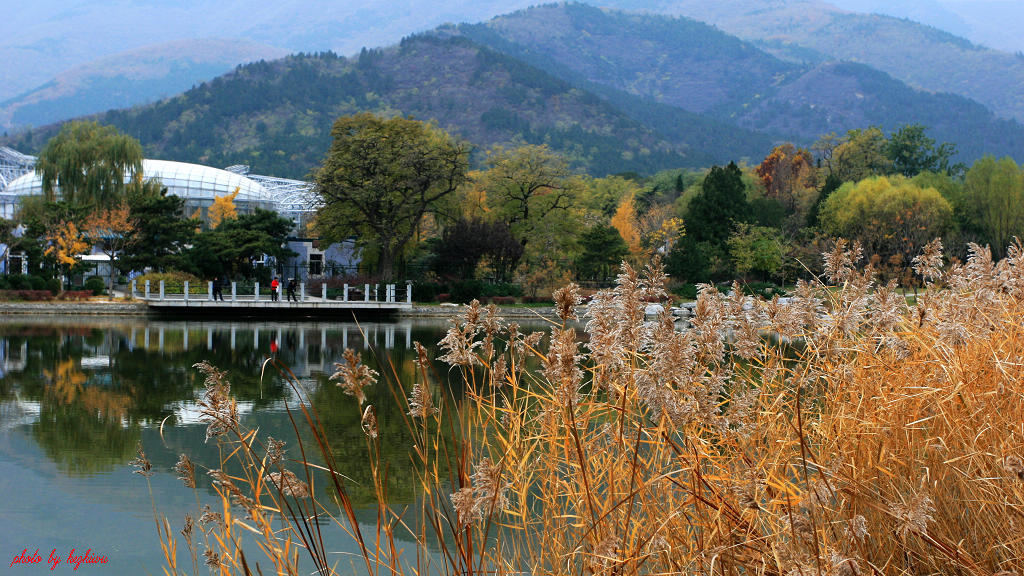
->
[
  {"left": 83, "top": 201, "right": 137, "bottom": 293},
  {"left": 756, "top": 143, "right": 818, "bottom": 230}
]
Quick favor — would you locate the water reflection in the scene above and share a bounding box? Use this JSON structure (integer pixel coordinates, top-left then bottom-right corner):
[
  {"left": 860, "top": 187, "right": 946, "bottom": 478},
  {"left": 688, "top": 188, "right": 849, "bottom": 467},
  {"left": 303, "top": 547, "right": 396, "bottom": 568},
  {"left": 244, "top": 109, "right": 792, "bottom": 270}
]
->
[{"left": 0, "top": 315, "right": 541, "bottom": 573}]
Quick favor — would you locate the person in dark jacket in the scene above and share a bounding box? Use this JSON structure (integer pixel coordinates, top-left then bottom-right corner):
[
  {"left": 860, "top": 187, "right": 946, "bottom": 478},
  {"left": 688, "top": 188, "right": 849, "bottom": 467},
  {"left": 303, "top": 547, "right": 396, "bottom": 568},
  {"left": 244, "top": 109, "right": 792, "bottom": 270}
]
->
[{"left": 286, "top": 278, "right": 297, "bottom": 302}]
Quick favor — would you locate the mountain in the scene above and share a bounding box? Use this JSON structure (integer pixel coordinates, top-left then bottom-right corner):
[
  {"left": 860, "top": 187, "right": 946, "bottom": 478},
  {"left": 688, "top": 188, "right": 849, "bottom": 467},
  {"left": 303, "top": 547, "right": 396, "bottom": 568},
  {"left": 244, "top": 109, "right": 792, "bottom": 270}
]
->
[
  {"left": 601, "top": 0, "right": 1024, "bottom": 123},
  {"left": 448, "top": 3, "right": 1024, "bottom": 163},
  {"left": 825, "top": 0, "right": 1024, "bottom": 54},
  {"left": 4, "top": 35, "right": 777, "bottom": 179},
  {"left": 0, "top": 0, "right": 542, "bottom": 106},
  {"left": 4, "top": 4, "right": 1023, "bottom": 179},
  {"left": 0, "top": 40, "right": 289, "bottom": 133},
  {"left": 4, "top": 0, "right": 1023, "bottom": 138}
]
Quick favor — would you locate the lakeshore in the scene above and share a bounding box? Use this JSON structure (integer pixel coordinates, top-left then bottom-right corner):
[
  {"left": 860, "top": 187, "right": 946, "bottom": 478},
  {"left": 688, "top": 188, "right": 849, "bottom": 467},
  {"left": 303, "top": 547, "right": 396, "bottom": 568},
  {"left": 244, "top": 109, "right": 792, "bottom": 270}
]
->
[{"left": 0, "top": 298, "right": 561, "bottom": 319}]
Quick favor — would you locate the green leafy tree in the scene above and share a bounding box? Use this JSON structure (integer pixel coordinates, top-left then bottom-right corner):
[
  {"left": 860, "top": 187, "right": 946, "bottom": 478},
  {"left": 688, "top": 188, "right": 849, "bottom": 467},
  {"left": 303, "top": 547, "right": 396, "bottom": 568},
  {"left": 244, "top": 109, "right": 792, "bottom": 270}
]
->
[
  {"left": 188, "top": 209, "right": 295, "bottom": 279},
  {"left": 886, "top": 124, "right": 960, "bottom": 178},
  {"left": 727, "top": 223, "right": 787, "bottom": 283},
  {"left": 685, "top": 162, "right": 751, "bottom": 246},
  {"left": 477, "top": 144, "right": 579, "bottom": 250},
  {"left": 829, "top": 127, "right": 892, "bottom": 183},
  {"left": 35, "top": 121, "right": 143, "bottom": 208},
  {"left": 121, "top": 181, "right": 197, "bottom": 273},
  {"left": 962, "top": 156, "right": 1024, "bottom": 259},
  {"left": 576, "top": 223, "right": 630, "bottom": 281},
  {"left": 314, "top": 113, "right": 469, "bottom": 280},
  {"left": 820, "top": 175, "right": 954, "bottom": 269}
]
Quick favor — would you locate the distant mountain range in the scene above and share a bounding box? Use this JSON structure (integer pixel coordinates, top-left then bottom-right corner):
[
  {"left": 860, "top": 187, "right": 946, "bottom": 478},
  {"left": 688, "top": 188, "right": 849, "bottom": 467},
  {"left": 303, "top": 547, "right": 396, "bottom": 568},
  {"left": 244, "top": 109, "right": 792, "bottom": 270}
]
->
[{"left": 3, "top": 3, "right": 1023, "bottom": 179}]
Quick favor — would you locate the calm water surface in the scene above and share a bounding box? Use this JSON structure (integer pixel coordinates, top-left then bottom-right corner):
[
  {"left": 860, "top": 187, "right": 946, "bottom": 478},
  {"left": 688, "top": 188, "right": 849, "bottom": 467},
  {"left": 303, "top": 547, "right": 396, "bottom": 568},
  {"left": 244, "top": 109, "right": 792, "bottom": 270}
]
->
[{"left": 0, "top": 315, "right": 546, "bottom": 574}]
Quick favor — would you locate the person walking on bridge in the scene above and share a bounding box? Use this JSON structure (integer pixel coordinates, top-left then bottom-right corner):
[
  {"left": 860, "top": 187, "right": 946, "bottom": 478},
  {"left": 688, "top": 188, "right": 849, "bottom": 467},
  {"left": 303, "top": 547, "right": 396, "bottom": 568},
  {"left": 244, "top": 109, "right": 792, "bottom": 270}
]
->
[{"left": 287, "top": 278, "right": 298, "bottom": 302}]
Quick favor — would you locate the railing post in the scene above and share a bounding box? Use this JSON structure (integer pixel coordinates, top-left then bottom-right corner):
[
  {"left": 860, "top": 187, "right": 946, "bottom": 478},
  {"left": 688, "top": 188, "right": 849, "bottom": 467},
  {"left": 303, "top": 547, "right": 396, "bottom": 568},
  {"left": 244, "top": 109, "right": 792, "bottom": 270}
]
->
[
  {"left": 184, "top": 281, "right": 189, "bottom": 302},
  {"left": 159, "top": 280, "right": 165, "bottom": 301},
  {"left": 300, "top": 282, "right": 306, "bottom": 302},
  {"left": 406, "top": 281, "right": 413, "bottom": 304},
  {"left": 131, "top": 279, "right": 136, "bottom": 299},
  {"left": 364, "top": 284, "right": 370, "bottom": 302},
  {"left": 231, "top": 282, "right": 237, "bottom": 302},
  {"left": 343, "top": 283, "right": 349, "bottom": 302},
  {"left": 322, "top": 283, "right": 328, "bottom": 300},
  {"left": 254, "top": 282, "right": 260, "bottom": 301},
  {"left": 144, "top": 280, "right": 150, "bottom": 300},
  {"left": 208, "top": 281, "right": 213, "bottom": 301}
]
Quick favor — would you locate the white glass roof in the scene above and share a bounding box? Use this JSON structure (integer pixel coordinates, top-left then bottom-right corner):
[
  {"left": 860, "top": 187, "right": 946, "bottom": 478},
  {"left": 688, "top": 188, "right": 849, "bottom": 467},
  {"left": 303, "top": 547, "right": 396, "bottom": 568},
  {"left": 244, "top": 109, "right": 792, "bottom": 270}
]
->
[{"left": 2, "top": 159, "right": 270, "bottom": 204}]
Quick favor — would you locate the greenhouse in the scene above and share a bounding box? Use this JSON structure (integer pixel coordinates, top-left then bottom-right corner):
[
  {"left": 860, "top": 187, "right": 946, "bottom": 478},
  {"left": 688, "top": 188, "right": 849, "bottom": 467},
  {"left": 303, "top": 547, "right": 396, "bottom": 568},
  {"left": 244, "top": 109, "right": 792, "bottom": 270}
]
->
[{"left": 0, "top": 155, "right": 282, "bottom": 221}]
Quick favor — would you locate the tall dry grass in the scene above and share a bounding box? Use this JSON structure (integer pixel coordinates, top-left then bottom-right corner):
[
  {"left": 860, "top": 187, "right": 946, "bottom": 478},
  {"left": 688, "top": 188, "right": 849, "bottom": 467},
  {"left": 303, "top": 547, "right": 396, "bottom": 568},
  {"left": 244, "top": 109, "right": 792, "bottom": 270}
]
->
[{"left": 142, "top": 239, "right": 1024, "bottom": 575}]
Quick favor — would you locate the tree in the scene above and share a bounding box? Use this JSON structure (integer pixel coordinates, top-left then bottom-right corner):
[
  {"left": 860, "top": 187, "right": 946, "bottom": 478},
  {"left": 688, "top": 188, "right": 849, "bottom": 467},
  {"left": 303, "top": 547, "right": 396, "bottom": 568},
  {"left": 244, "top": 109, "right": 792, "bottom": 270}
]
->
[
  {"left": 208, "top": 187, "right": 240, "bottom": 229},
  {"left": 576, "top": 223, "right": 630, "bottom": 281},
  {"left": 429, "top": 218, "right": 523, "bottom": 282},
  {"left": 35, "top": 121, "right": 143, "bottom": 208},
  {"left": 314, "top": 113, "right": 469, "bottom": 280},
  {"left": 83, "top": 202, "right": 135, "bottom": 293},
  {"left": 819, "top": 176, "right": 954, "bottom": 269},
  {"left": 685, "top": 162, "right": 750, "bottom": 245},
  {"left": 963, "top": 156, "right": 1024, "bottom": 259},
  {"left": 188, "top": 209, "right": 295, "bottom": 279},
  {"left": 477, "top": 144, "right": 578, "bottom": 250},
  {"left": 830, "top": 127, "right": 892, "bottom": 183},
  {"left": 755, "top": 143, "right": 818, "bottom": 231},
  {"left": 886, "top": 124, "right": 960, "bottom": 178},
  {"left": 727, "top": 223, "right": 787, "bottom": 283},
  {"left": 121, "top": 181, "right": 197, "bottom": 273},
  {"left": 45, "top": 221, "right": 90, "bottom": 288}
]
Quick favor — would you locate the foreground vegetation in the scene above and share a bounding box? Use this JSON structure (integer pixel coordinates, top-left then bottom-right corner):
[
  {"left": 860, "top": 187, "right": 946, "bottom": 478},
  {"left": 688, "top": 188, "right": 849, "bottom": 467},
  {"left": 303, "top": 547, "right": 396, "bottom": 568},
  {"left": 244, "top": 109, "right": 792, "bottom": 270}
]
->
[{"left": 137, "top": 239, "right": 1024, "bottom": 575}]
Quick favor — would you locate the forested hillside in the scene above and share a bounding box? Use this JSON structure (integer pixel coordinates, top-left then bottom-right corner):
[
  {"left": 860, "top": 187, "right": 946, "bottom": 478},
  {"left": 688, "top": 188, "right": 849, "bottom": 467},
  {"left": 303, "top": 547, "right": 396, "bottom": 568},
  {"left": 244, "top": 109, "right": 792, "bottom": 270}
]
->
[
  {"left": 3, "top": 36, "right": 777, "bottom": 178},
  {"left": 5, "top": 3, "right": 1024, "bottom": 177},
  {"left": 448, "top": 3, "right": 1024, "bottom": 164},
  {"left": 604, "top": 0, "right": 1024, "bottom": 123}
]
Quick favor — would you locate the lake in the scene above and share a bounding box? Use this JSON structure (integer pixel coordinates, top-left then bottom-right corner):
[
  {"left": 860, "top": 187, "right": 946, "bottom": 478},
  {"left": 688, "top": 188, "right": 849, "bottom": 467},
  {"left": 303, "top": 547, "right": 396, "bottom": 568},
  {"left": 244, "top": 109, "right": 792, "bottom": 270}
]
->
[{"left": 0, "top": 315, "right": 546, "bottom": 574}]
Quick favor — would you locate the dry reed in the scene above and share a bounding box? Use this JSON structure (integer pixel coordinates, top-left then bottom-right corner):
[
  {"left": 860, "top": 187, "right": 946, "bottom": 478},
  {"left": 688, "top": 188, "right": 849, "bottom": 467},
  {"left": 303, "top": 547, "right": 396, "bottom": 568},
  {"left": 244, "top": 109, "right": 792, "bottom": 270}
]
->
[{"left": 141, "top": 240, "right": 1024, "bottom": 575}]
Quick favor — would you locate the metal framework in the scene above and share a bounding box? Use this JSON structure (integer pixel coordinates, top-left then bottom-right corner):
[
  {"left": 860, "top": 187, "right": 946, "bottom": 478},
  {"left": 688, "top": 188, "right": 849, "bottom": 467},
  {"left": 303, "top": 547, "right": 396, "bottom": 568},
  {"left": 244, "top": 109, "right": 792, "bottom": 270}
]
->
[
  {"left": 225, "top": 164, "right": 320, "bottom": 219},
  {"left": 1, "top": 153, "right": 318, "bottom": 222},
  {"left": 0, "top": 146, "right": 35, "bottom": 191}
]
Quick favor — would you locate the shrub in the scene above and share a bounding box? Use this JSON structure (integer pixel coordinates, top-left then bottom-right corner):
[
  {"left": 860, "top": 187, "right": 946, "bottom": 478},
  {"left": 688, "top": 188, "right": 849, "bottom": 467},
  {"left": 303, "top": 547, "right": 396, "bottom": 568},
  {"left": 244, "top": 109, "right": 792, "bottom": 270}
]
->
[
  {"left": 7, "top": 274, "right": 28, "bottom": 290},
  {"left": 740, "top": 281, "right": 784, "bottom": 299},
  {"left": 134, "top": 271, "right": 205, "bottom": 294},
  {"left": 448, "top": 279, "right": 484, "bottom": 303},
  {"left": 0, "top": 289, "right": 54, "bottom": 301},
  {"left": 411, "top": 281, "right": 447, "bottom": 303},
  {"left": 57, "top": 290, "right": 94, "bottom": 301},
  {"left": 84, "top": 276, "right": 106, "bottom": 295},
  {"left": 671, "top": 282, "right": 699, "bottom": 300}
]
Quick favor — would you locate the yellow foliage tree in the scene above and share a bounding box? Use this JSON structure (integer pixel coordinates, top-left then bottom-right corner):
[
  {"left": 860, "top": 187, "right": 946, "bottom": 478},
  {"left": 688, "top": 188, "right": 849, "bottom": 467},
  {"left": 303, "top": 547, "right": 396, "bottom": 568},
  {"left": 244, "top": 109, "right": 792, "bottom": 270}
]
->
[
  {"left": 208, "top": 187, "right": 240, "bottom": 229},
  {"left": 45, "top": 220, "right": 91, "bottom": 288},
  {"left": 611, "top": 195, "right": 643, "bottom": 256}
]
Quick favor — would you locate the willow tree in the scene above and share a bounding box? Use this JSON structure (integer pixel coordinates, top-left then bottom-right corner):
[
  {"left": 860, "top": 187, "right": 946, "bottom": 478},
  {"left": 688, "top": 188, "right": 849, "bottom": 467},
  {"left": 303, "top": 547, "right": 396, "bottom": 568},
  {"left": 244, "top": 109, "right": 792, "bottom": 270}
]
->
[
  {"left": 314, "top": 113, "right": 469, "bottom": 280},
  {"left": 963, "top": 155, "right": 1024, "bottom": 259},
  {"left": 35, "top": 121, "right": 144, "bottom": 208}
]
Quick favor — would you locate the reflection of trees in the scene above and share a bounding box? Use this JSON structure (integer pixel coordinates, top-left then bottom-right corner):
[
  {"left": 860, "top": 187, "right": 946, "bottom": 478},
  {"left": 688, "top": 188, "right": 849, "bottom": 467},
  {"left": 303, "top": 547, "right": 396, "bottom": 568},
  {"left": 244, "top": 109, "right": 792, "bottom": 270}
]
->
[
  {"left": 306, "top": 343, "right": 467, "bottom": 509},
  {"left": 33, "top": 360, "right": 140, "bottom": 476}
]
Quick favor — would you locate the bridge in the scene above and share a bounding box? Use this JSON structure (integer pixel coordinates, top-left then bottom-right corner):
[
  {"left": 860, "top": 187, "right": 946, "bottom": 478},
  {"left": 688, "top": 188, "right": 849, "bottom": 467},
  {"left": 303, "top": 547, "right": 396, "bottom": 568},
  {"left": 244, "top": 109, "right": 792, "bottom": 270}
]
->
[{"left": 134, "top": 279, "right": 412, "bottom": 318}]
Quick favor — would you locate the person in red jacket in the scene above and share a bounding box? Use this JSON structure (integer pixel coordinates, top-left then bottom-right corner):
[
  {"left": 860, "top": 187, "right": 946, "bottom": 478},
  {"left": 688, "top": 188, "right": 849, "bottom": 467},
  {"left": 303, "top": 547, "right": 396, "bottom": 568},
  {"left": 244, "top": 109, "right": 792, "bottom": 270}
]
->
[{"left": 270, "top": 276, "right": 280, "bottom": 302}]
